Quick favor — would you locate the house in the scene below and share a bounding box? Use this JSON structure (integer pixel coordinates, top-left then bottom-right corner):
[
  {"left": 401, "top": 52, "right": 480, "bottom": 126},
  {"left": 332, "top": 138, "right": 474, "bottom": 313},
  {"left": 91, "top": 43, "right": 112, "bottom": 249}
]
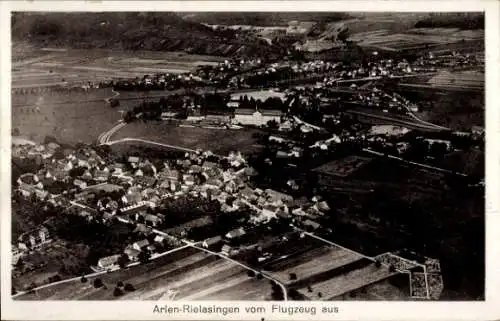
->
[
  {"left": 146, "top": 244, "right": 157, "bottom": 253},
  {"left": 205, "top": 179, "right": 223, "bottom": 190},
  {"left": 226, "top": 101, "right": 240, "bottom": 108},
  {"left": 225, "top": 227, "right": 246, "bottom": 240},
  {"left": 97, "top": 254, "right": 121, "bottom": 269},
  {"left": 221, "top": 244, "right": 234, "bottom": 256},
  {"left": 132, "top": 239, "right": 150, "bottom": 252},
  {"left": 124, "top": 247, "right": 140, "bottom": 261},
  {"left": 279, "top": 120, "right": 293, "bottom": 132},
  {"left": 240, "top": 187, "right": 257, "bottom": 201},
  {"left": 316, "top": 201, "right": 330, "bottom": 212},
  {"left": 276, "top": 209, "right": 292, "bottom": 220},
  {"left": 159, "top": 168, "right": 180, "bottom": 181},
  {"left": 189, "top": 165, "right": 202, "bottom": 174},
  {"left": 262, "top": 205, "right": 280, "bottom": 218},
  {"left": 183, "top": 174, "right": 196, "bottom": 186},
  {"left": 154, "top": 235, "right": 165, "bottom": 244},
  {"left": 144, "top": 213, "right": 163, "bottom": 227},
  {"left": 202, "top": 236, "right": 223, "bottom": 250},
  {"left": 303, "top": 219, "right": 321, "bottom": 231},
  {"left": 133, "top": 223, "right": 153, "bottom": 236},
  {"left": 265, "top": 189, "right": 294, "bottom": 204},
  {"left": 292, "top": 207, "right": 308, "bottom": 216},
  {"left": 128, "top": 156, "right": 140, "bottom": 165},
  {"left": 123, "top": 200, "right": 153, "bottom": 214},
  {"left": 202, "top": 161, "right": 218, "bottom": 171},
  {"left": 73, "top": 179, "right": 87, "bottom": 189},
  {"left": 18, "top": 227, "right": 50, "bottom": 249}
]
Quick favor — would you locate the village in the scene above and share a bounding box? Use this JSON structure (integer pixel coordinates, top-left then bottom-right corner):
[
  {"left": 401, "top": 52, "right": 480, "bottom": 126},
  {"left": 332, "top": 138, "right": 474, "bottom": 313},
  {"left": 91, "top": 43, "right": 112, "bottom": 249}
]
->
[{"left": 9, "top": 12, "right": 486, "bottom": 303}]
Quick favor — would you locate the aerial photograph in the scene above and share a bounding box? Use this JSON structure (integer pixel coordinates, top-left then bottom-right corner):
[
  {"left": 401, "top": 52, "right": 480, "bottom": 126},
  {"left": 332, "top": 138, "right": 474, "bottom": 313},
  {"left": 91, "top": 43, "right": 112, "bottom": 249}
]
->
[{"left": 10, "top": 12, "right": 484, "bottom": 301}]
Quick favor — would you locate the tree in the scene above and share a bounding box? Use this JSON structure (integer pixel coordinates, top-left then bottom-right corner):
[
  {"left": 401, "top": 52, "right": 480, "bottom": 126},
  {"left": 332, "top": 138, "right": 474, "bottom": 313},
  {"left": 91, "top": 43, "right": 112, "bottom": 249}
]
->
[
  {"left": 43, "top": 135, "right": 58, "bottom": 145},
  {"left": 289, "top": 272, "right": 297, "bottom": 281},
  {"left": 318, "top": 292, "right": 323, "bottom": 298},
  {"left": 288, "top": 288, "right": 300, "bottom": 298},
  {"left": 138, "top": 250, "right": 151, "bottom": 264},
  {"left": 117, "top": 254, "right": 129, "bottom": 269},
  {"left": 81, "top": 276, "right": 87, "bottom": 283},
  {"left": 256, "top": 273, "right": 263, "bottom": 280},
  {"left": 113, "top": 287, "right": 124, "bottom": 297},
  {"left": 307, "top": 285, "right": 313, "bottom": 293},
  {"left": 117, "top": 281, "right": 124, "bottom": 287},
  {"left": 267, "top": 119, "right": 279, "bottom": 129},
  {"left": 375, "top": 260, "right": 382, "bottom": 268},
  {"left": 93, "top": 278, "right": 103, "bottom": 288},
  {"left": 124, "top": 283, "right": 135, "bottom": 292},
  {"left": 247, "top": 270, "right": 256, "bottom": 277},
  {"left": 109, "top": 99, "right": 120, "bottom": 108}
]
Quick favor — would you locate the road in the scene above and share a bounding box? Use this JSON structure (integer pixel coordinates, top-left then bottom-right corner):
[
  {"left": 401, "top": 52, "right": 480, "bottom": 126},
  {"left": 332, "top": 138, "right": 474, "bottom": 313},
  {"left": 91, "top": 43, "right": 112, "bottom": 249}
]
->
[
  {"left": 362, "top": 148, "right": 468, "bottom": 177},
  {"left": 12, "top": 244, "right": 192, "bottom": 299},
  {"left": 105, "top": 137, "right": 198, "bottom": 153},
  {"left": 345, "top": 109, "right": 448, "bottom": 132}
]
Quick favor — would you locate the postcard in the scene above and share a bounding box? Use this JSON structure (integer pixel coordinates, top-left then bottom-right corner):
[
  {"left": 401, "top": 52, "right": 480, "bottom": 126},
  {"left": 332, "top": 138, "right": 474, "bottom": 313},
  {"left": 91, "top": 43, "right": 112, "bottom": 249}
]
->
[{"left": 1, "top": 1, "right": 499, "bottom": 320}]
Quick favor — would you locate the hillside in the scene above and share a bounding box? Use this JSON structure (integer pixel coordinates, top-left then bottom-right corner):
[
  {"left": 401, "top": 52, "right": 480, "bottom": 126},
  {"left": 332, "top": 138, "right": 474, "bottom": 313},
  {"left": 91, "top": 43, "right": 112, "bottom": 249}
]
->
[
  {"left": 11, "top": 12, "right": 279, "bottom": 57},
  {"left": 414, "top": 13, "right": 484, "bottom": 29}
]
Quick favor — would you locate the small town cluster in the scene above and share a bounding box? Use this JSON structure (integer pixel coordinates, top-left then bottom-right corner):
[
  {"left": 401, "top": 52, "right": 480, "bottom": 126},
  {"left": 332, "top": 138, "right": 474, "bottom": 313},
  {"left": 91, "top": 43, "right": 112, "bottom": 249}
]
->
[{"left": 10, "top": 12, "right": 485, "bottom": 302}]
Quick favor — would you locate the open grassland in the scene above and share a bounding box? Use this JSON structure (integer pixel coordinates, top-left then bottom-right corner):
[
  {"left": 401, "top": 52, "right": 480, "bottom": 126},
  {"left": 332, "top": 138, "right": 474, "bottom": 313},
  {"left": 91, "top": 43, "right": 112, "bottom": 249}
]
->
[
  {"left": 112, "top": 122, "right": 264, "bottom": 155},
  {"left": 11, "top": 89, "right": 122, "bottom": 145},
  {"left": 17, "top": 246, "right": 270, "bottom": 301}
]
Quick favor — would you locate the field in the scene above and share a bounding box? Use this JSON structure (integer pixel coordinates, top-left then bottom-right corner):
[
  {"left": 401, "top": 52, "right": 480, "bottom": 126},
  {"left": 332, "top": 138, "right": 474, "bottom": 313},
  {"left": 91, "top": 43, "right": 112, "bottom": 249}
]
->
[
  {"left": 259, "top": 235, "right": 408, "bottom": 300},
  {"left": 265, "top": 245, "right": 366, "bottom": 286},
  {"left": 17, "top": 246, "right": 271, "bottom": 301},
  {"left": 349, "top": 25, "right": 483, "bottom": 52},
  {"left": 12, "top": 46, "right": 225, "bottom": 89},
  {"left": 299, "top": 265, "right": 401, "bottom": 300},
  {"left": 11, "top": 88, "right": 123, "bottom": 145},
  {"left": 336, "top": 277, "right": 411, "bottom": 300},
  {"left": 111, "top": 122, "right": 264, "bottom": 156}
]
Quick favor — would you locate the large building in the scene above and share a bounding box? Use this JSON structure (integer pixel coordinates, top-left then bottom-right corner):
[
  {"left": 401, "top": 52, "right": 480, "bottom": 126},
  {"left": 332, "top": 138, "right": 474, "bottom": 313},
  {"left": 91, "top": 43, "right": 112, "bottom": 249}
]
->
[{"left": 232, "top": 109, "right": 282, "bottom": 126}]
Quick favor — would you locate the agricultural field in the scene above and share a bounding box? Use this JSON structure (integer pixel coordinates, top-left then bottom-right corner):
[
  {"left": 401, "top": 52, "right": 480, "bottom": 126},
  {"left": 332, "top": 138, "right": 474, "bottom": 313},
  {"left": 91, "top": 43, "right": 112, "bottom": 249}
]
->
[
  {"left": 258, "top": 235, "right": 408, "bottom": 300},
  {"left": 265, "top": 245, "right": 366, "bottom": 286},
  {"left": 298, "top": 264, "right": 402, "bottom": 300},
  {"left": 335, "top": 277, "right": 411, "bottom": 300},
  {"left": 17, "top": 246, "right": 271, "bottom": 301},
  {"left": 12, "top": 46, "right": 225, "bottom": 89},
  {"left": 111, "top": 122, "right": 265, "bottom": 156},
  {"left": 11, "top": 88, "right": 123, "bottom": 145}
]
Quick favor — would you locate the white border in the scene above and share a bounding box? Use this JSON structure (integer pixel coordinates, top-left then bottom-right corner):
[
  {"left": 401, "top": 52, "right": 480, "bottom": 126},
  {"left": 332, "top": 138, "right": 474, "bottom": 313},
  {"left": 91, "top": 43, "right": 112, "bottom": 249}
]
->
[{"left": 1, "top": 1, "right": 499, "bottom": 320}]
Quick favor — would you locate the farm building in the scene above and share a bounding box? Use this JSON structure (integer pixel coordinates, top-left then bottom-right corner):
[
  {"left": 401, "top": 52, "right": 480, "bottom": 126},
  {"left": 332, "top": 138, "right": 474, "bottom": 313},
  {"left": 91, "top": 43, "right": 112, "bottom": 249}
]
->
[
  {"left": 97, "top": 254, "right": 121, "bottom": 269},
  {"left": 132, "top": 239, "right": 150, "bottom": 252}
]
